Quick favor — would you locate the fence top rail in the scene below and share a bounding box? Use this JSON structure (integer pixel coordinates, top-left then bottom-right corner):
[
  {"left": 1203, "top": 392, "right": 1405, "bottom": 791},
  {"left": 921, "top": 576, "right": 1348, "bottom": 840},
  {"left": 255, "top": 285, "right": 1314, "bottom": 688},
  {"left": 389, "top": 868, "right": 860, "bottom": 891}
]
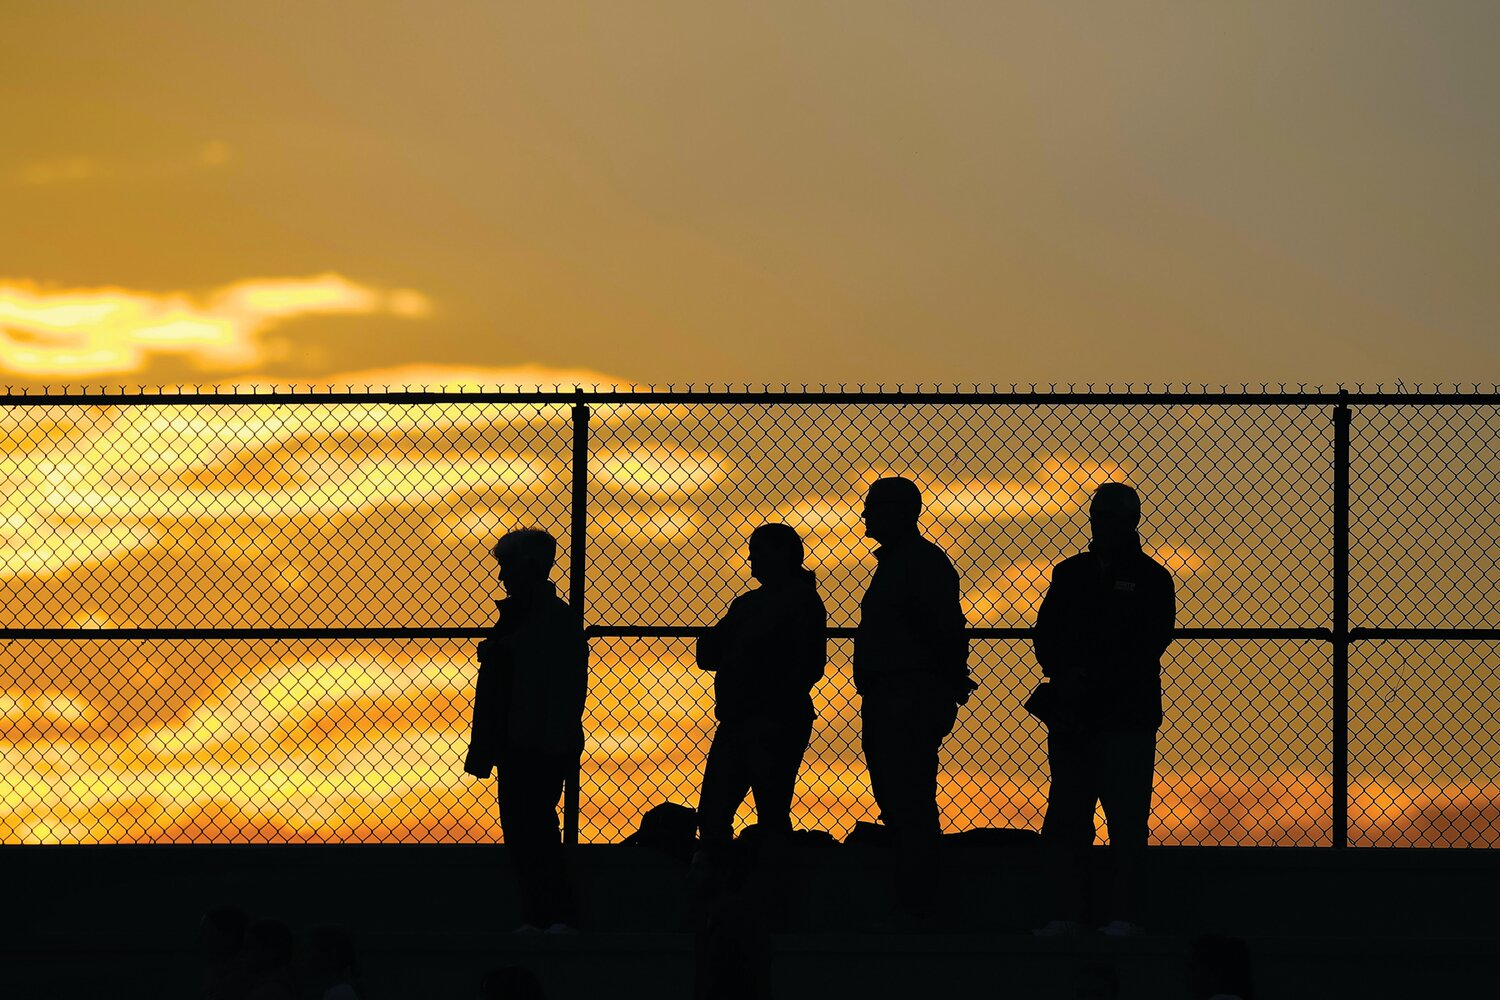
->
[{"left": 0, "top": 383, "right": 1498, "bottom": 406}]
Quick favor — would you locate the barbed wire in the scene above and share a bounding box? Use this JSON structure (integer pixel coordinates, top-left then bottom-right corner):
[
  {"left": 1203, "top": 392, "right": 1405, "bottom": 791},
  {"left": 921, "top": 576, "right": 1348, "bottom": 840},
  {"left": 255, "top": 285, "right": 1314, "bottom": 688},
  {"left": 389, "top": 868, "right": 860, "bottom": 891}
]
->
[{"left": 3, "top": 381, "right": 1499, "bottom": 400}]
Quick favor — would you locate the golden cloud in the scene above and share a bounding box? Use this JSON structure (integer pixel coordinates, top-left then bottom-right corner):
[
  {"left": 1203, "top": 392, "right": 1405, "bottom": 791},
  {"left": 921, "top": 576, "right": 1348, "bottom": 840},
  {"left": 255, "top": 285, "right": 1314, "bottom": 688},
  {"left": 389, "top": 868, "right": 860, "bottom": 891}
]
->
[
  {"left": 14, "top": 157, "right": 98, "bottom": 185},
  {"left": 922, "top": 457, "right": 1129, "bottom": 522},
  {"left": 0, "top": 275, "right": 432, "bottom": 377}
]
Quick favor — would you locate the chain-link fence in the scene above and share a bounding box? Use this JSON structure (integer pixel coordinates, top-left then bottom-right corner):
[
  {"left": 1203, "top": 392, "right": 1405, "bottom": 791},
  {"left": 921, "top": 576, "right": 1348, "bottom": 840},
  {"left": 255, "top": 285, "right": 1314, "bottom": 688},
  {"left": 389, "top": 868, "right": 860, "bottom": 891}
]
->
[{"left": 1, "top": 387, "right": 1495, "bottom": 846}]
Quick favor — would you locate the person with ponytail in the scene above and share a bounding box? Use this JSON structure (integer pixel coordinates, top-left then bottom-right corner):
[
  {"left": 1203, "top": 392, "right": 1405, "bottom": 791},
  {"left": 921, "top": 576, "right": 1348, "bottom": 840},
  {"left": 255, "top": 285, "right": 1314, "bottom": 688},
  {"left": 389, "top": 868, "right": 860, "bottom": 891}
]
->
[{"left": 695, "top": 523, "right": 827, "bottom": 871}]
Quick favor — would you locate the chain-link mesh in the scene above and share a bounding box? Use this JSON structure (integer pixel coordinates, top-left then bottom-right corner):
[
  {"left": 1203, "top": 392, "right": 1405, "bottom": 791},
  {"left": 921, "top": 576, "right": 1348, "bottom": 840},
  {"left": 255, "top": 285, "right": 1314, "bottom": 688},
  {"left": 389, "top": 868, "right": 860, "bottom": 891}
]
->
[
  {"left": 1350, "top": 406, "right": 1500, "bottom": 629},
  {"left": 0, "top": 391, "right": 1494, "bottom": 846},
  {"left": 587, "top": 403, "right": 1333, "bottom": 630},
  {"left": 0, "top": 402, "right": 572, "bottom": 629},
  {"left": 0, "top": 638, "right": 494, "bottom": 843},
  {"left": 1350, "top": 641, "right": 1500, "bottom": 847}
]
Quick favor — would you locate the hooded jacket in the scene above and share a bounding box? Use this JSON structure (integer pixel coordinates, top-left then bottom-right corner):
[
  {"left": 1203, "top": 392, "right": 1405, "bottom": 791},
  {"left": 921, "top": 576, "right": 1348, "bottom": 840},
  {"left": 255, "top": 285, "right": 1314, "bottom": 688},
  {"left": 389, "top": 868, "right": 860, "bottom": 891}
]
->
[
  {"left": 465, "top": 581, "right": 589, "bottom": 771},
  {"left": 696, "top": 568, "right": 827, "bottom": 724},
  {"left": 1033, "top": 535, "right": 1175, "bottom": 731}
]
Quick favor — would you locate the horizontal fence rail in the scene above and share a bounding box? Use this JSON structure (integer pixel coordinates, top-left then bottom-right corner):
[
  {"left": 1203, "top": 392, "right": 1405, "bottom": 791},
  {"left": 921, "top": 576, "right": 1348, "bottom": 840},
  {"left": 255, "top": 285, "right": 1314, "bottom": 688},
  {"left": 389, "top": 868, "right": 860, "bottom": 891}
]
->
[{"left": 0, "top": 386, "right": 1495, "bottom": 848}]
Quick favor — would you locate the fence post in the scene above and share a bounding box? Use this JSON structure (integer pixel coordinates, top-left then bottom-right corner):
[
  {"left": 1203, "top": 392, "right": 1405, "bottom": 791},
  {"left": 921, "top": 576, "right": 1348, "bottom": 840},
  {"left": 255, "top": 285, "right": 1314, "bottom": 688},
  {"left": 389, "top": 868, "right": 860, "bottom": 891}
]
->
[
  {"left": 565, "top": 388, "right": 590, "bottom": 846},
  {"left": 1332, "top": 391, "right": 1351, "bottom": 848}
]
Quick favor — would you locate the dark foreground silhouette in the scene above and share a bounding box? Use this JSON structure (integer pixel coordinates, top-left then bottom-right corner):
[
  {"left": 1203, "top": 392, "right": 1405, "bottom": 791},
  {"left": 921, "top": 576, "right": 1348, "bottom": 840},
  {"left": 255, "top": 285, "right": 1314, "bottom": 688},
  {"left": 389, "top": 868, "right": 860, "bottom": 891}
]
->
[
  {"left": 854, "top": 476, "right": 977, "bottom": 924},
  {"left": 465, "top": 529, "right": 589, "bottom": 932},
  {"left": 1033, "top": 482, "right": 1175, "bottom": 936}
]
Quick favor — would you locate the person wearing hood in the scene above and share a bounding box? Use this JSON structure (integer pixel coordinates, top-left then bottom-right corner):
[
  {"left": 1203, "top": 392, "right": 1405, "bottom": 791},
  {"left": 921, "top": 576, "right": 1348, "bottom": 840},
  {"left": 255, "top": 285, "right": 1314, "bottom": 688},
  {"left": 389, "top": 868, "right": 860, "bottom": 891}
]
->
[
  {"left": 464, "top": 528, "right": 589, "bottom": 933},
  {"left": 695, "top": 523, "right": 827, "bottom": 858},
  {"left": 1032, "top": 482, "right": 1175, "bottom": 937}
]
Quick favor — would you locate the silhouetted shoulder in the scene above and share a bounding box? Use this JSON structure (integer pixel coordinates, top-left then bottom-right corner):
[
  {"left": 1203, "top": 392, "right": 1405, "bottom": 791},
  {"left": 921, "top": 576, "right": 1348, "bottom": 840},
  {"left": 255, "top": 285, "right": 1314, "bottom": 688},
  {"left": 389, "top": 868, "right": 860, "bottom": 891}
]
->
[
  {"left": 546, "top": 593, "right": 586, "bottom": 629},
  {"left": 912, "top": 536, "right": 960, "bottom": 576},
  {"left": 1051, "top": 552, "right": 1094, "bottom": 576},
  {"left": 1138, "top": 552, "right": 1175, "bottom": 585}
]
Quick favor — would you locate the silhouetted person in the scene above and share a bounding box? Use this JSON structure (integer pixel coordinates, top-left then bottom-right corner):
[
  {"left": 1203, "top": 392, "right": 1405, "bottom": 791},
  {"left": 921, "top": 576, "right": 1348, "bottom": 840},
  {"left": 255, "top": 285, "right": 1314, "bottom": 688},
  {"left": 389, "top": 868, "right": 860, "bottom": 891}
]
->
[
  {"left": 1033, "top": 483, "right": 1175, "bottom": 936},
  {"left": 1188, "top": 934, "right": 1255, "bottom": 1000},
  {"left": 853, "top": 476, "right": 975, "bottom": 923},
  {"left": 304, "top": 925, "right": 361, "bottom": 1000},
  {"left": 199, "top": 905, "right": 248, "bottom": 1000},
  {"left": 479, "top": 965, "right": 546, "bottom": 1000},
  {"left": 695, "top": 523, "right": 826, "bottom": 907},
  {"left": 241, "top": 920, "right": 297, "bottom": 1000},
  {"left": 465, "top": 529, "right": 590, "bottom": 933}
]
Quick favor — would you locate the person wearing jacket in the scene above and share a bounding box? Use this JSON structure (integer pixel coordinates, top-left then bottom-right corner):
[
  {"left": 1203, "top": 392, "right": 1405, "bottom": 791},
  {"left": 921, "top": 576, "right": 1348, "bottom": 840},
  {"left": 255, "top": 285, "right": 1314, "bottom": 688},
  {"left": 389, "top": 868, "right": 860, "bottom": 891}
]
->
[
  {"left": 464, "top": 528, "right": 589, "bottom": 933},
  {"left": 1032, "top": 482, "right": 1175, "bottom": 937},
  {"left": 854, "top": 476, "right": 975, "bottom": 923},
  {"left": 696, "top": 523, "right": 827, "bottom": 855}
]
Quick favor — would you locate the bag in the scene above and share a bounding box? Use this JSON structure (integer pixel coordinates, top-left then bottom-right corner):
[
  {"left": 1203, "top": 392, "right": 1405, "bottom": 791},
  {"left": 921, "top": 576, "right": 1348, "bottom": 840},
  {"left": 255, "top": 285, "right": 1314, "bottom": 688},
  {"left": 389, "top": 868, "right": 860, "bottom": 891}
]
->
[
  {"left": 622, "top": 802, "right": 699, "bottom": 862},
  {"left": 1023, "top": 680, "right": 1057, "bottom": 725}
]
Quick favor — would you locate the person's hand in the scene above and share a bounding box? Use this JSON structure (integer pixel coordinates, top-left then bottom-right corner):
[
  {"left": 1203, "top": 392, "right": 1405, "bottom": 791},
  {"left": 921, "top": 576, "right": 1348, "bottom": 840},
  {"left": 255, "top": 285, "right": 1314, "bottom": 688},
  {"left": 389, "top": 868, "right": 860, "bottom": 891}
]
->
[
  {"left": 463, "top": 761, "right": 492, "bottom": 779},
  {"left": 954, "top": 677, "right": 980, "bottom": 707}
]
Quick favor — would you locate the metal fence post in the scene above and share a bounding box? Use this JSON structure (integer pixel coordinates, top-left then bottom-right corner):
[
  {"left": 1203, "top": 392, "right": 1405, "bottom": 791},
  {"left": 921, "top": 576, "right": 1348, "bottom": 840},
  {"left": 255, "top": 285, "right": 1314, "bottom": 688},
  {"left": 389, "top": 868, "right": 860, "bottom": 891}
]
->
[
  {"left": 565, "top": 389, "right": 590, "bottom": 846},
  {"left": 1332, "top": 391, "right": 1351, "bottom": 847}
]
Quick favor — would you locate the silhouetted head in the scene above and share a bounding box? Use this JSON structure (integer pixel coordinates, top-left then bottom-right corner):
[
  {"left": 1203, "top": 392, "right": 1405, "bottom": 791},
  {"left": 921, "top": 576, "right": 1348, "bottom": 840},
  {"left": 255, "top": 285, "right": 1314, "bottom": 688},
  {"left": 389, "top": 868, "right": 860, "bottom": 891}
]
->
[
  {"left": 243, "top": 919, "right": 295, "bottom": 974},
  {"left": 1188, "top": 934, "right": 1254, "bottom": 1000},
  {"left": 862, "top": 477, "right": 921, "bottom": 544},
  {"left": 1089, "top": 482, "right": 1141, "bottom": 548},
  {"left": 480, "top": 964, "right": 545, "bottom": 1000},
  {"left": 492, "top": 529, "right": 557, "bottom": 596},
  {"left": 199, "top": 905, "right": 248, "bottom": 961},
  {"left": 748, "top": 523, "right": 805, "bottom": 584},
  {"left": 306, "top": 924, "right": 357, "bottom": 980}
]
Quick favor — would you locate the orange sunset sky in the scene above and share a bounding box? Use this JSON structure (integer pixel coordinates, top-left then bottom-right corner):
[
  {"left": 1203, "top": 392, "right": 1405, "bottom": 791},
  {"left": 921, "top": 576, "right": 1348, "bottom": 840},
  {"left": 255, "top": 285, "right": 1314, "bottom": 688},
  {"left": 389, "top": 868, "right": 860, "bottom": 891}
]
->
[{"left": 1, "top": 2, "right": 1497, "bottom": 847}]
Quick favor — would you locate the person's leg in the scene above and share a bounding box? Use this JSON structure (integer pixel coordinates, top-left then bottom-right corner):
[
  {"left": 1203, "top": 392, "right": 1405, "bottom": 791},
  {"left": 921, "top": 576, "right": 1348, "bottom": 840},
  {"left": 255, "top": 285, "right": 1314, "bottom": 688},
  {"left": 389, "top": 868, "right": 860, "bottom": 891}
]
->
[
  {"left": 743, "top": 713, "right": 814, "bottom": 925},
  {"left": 1040, "top": 728, "right": 1101, "bottom": 924},
  {"left": 498, "top": 747, "right": 572, "bottom": 928},
  {"left": 745, "top": 713, "right": 811, "bottom": 839},
  {"left": 864, "top": 673, "right": 954, "bottom": 921},
  {"left": 1096, "top": 727, "right": 1157, "bottom": 926},
  {"left": 533, "top": 750, "right": 575, "bottom": 927},
  {"left": 698, "top": 722, "right": 753, "bottom": 851},
  {"left": 497, "top": 749, "right": 548, "bottom": 927},
  {"left": 863, "top": 673, "right": 949, "bottom": 837}
]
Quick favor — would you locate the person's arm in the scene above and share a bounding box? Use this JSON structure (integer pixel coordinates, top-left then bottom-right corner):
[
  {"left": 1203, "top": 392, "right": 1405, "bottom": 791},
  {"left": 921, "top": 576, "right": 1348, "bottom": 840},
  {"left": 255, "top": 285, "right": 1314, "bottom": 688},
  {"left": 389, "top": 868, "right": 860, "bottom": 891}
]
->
[
  {"left": 566, "top": 624, "right": 590, "bottom": 741},
  {"left": 911, "top": 554, "right": 972, "bottom": 699},
  {"left": 796, "top": 593, "right": 829, "bottom": 692},
  {"left": 463, "top": 657, "right": 496, "bottom": 778},
  {"left": 1149, "top": 566, "right": 1176, "bottom": 661},
  {"left": 1033, "top": 563, "right": 1072, "bottom": 679},
  {"left": 695, "top": 596, "right": 742, "bottom": 671}
]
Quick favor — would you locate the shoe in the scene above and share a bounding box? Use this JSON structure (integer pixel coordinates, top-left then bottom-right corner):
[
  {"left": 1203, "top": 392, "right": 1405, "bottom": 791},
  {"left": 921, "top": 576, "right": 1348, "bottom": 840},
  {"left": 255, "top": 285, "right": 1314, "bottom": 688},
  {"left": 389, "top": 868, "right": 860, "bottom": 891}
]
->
[
  {"left": 544, "top": 922, "right": 577, "bottom": 934},
  {"left": 511, "top": 923, "right": 543, "bottom": 934},
  {"left": 1032, "top": 919, "right": 1089, "bottom": 937},
  {"left": 1098, "top": 919, "right": 1145, "bottom": 937}
]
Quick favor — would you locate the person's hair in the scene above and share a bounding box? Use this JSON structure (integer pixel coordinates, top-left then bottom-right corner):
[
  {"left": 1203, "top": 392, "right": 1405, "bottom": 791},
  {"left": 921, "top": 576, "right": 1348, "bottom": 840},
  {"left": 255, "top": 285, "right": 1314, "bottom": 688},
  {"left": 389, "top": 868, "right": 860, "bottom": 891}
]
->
[
  {"left": 492, "top": 529, "right": 557, "bottom": 576},
  {"left": 480, "top": 964, "right": 545, "bottom": 1000},
  {"left": 1091, "top": 482, "right": 1141, "bottom": 527},
  {"left": 866, "top": 476, "right": 922, "bottom": 518},
  {"left": 749, "top": 523, "right": 804, "bottom": 566},
  {"left": 308, "top": 925, "right": 356, "bottom": 974}
]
